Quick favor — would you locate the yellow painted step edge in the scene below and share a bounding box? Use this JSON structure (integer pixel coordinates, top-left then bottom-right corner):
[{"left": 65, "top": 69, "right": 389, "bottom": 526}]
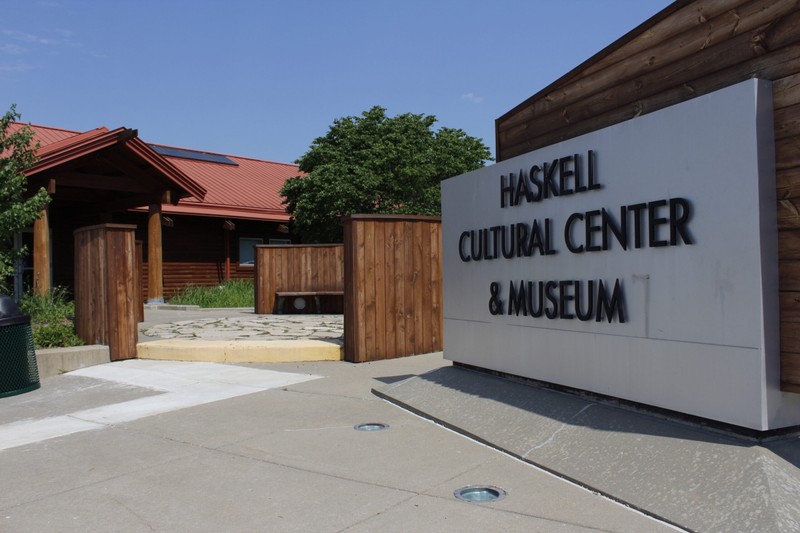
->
[{"left": 136, "top": 339, "right": 343, "bottom": 363}]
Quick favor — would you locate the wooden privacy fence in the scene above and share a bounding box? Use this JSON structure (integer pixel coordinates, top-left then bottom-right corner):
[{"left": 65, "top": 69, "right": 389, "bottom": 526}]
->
[
  {"left": 74, "top": 224, "right": 138, "bottom": 361},
  {"left": 254, "top": 244, "right": 344, "bottom": 314},
  {"left": 343, "top": 214, "right": 443, "bottom": 363}
]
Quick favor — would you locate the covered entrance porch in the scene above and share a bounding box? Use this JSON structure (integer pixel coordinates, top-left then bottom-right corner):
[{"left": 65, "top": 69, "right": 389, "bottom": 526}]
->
[{"left": 21, "top": 125, "right": 206, "bottom": 303}]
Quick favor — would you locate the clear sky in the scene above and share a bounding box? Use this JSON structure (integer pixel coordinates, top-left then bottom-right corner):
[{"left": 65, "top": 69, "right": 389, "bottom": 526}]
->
[{"left": 3, "top": 0, "right": 674, "bottom": 164}]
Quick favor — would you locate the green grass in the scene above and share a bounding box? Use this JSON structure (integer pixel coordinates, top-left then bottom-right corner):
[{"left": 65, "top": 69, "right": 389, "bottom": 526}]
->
[
  {"left": 19, "top": 287, "right": 84, "bottom": 349},
  {"left": 168, "top": 279, "right": 255, "bottom": 308}
]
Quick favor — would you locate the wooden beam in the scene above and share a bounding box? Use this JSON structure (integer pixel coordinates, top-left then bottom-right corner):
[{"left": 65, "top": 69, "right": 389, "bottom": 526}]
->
[
  {"left": 147, "top": 203, "right": 164, "bottom": 304},
  {"left": 98, "top": 149, "right": 158, "bottom": 181},
  {"left": 33, "top": 206, "right": 50, "bottom": 297},
  {"left": 104, "top": 192, "right": 166, "bottom": 212},
  {"left": 56, "top": 171, "right": 154, "bottom": 193}
]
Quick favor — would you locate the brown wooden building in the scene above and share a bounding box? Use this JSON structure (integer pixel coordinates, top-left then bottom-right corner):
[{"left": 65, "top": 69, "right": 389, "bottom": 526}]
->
[
  {"left": 493, "top": 0, "right": 800, "bottom": 391},
  {"left": 13, "top": 123, "right": 299, "bottom": 302}
]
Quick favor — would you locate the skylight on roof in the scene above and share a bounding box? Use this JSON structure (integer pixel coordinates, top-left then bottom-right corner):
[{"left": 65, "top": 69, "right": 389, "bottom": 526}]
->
[{"left": 150, "top": 144, "right": 238, "bottom": 166}]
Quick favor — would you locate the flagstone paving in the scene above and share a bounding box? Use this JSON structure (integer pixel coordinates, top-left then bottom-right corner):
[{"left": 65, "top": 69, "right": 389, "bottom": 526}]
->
[{"left": 140, "top": 313, "right": 344, "bottom": 344}]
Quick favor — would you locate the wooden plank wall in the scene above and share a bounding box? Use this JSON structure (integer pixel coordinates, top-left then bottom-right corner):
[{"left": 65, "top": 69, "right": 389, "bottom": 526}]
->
[
  {"left": 74, "top": 224, "right": 137, "bottom": 361},
  {"left": 254, "top": 244, "right": 344, "bottom": 314},
  {"left": 494, "top": 0, "right": 800, "bottom": 392},
  {"left": 343, "top": 215, "right": 443, "bottom": 363}
]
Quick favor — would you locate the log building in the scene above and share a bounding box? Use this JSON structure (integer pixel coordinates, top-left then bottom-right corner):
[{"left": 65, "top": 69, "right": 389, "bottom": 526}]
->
[{"left": 10, "top": 122, "right": 298, "bottom": 302}]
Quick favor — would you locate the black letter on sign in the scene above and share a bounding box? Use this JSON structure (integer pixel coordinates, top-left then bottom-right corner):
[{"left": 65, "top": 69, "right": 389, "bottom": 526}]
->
[
  {"left": 508, "top": 280, "right": 527, "bottom": 316},
  {"left": 669, "top": 197, "right": 694, "bottom": 245},
  {"left": 489, "top": 282, "right": 504, "bottom": 315},
  {"left": 648, "top": 200, "right": 669, "bottom": 247},
  {"left": 545, "top": 281, "right": 559, "bottom": 319},
  {"left": 458, "top": 231, "right": 471, "bottom": 262},
  {"left": 596, "top": 279, "right": 626, "bottom": 323},
  {"left": 500, "top": 174, "right": 515, "bottom": 208},
  {"left": 565, "top": 212, "right": 584, "bottom": 253}
]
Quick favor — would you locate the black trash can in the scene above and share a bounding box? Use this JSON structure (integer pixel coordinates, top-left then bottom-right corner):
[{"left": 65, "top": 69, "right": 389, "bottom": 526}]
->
[{"left": 0, "top": 295, "right": 40, "bottom": 398}]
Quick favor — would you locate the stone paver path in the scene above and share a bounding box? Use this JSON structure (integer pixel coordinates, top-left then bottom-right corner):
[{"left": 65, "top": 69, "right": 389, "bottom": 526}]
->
[{"left": 140, "top": 314, "right": 344, "bottom": 344}]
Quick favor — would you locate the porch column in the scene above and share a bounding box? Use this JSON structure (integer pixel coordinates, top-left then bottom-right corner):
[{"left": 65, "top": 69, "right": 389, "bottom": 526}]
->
[
  {"left": 33, "top": 206, "right": 50, "bottom": 296},
  {"left": 147, "top": 203, "right": 164, "bottom": 304}
]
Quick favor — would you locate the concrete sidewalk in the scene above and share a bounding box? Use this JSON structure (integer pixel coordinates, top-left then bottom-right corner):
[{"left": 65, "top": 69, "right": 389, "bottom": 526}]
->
[{"left": 0, "top": 353, "right": 675, "bottom": 532}]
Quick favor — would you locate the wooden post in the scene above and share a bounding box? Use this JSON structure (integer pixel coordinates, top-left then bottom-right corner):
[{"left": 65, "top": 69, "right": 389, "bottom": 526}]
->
[
  {"left": 222, "top": 220, "right": 235, "bottom": 282},
  {"left": 33, "top": 206, "right": 50, "bottom": 296},
  {"left": 135, "top": 240, "right": 144, "bottom": 323},
  {"left": 147, "top": 203, "right": 164, "bottom": 304},
  {"left": 224, "top": 228, "right": 231, "bottom": 281}
]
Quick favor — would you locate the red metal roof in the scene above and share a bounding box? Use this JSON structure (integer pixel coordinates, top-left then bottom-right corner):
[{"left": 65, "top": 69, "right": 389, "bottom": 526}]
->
[
  {"left": 7, "top": 122, "right": 82, "bottom": 147},
  {"left": 155, "top": 148, "right": 299, "bottom": 221},
  {"left": 11, "top": 123, "right": 206, "bottom": 201},
  {"left": 12, "top": 123, "right": 299, "bottom": 221}
]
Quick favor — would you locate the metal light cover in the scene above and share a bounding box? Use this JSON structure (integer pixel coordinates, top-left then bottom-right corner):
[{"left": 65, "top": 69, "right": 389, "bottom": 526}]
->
[
  {"left": 353, "top": 422, "right": 389, "bottom": 432},
  {"left": 454, "top": 485, "right": 507, "bottom": 503}
]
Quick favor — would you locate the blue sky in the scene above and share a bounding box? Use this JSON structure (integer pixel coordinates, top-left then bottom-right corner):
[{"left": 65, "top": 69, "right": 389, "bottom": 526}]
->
[{"left": 3, "top": 1, "right": 673, "bottom": 164}]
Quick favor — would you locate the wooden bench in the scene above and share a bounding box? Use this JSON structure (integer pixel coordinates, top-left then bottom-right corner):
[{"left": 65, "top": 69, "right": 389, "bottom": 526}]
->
[{"left": 275, "top": 291, "right": 344, "bottom": 314}]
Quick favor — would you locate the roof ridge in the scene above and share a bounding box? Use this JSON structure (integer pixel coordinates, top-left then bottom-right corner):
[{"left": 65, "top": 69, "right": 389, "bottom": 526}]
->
[{"left": 225, "top": 154, "right": 299, "bottom": 167}]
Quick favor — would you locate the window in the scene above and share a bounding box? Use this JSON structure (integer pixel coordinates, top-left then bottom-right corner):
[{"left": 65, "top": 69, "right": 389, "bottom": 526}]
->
[
  {"left": 269, "top": 238, "right": 292, "bottom": 245},
  {"left": 238, "top": 237, "right": 263, "bottom": 266}
]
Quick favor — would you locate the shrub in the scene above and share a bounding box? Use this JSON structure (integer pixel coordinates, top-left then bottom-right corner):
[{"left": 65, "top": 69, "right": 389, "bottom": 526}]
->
[
  {"left": 168, "top": 279, "right": 254, "bottom": 308},
  {"left": 19, "top": 287, "right": 83, "bottom": 349}
]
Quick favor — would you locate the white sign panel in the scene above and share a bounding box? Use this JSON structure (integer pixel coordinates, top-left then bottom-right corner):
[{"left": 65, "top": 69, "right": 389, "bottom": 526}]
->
[{"left": 442, "top": 79, "right": 800, "bottom": 431}]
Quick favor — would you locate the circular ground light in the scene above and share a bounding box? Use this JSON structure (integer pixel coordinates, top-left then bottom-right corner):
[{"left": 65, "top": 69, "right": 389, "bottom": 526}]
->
[
  {"left": 354, "top": 422, "right": 390, "bottom": 431},
  {"left": 454, "top": 485, "right": 507, "bottom": 503}
]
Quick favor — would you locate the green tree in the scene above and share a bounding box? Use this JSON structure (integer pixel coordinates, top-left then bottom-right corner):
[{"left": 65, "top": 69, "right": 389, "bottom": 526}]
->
[
  {"left": 0, "top": 105, "right": 50, "bottom": 295},
  {"left": 281, "top": 106, "right": 491, "bottom": 243}
]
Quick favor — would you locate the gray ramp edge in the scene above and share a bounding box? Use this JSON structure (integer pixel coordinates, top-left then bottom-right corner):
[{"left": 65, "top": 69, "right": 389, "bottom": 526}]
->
[{"left": 374, "top": 365, "right": 800, "bottom": 533}]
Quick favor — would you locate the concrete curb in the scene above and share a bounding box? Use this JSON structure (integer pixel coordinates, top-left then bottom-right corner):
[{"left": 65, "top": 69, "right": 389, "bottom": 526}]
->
[
  {"left": 36, "top": 345, "right": 110, "bottom": 379},
  {"left": 143, "top": 304, "right": 202, "bottom": 311},
  {"left": 136, "top": 339, "right": 343, "bottom": 363}
]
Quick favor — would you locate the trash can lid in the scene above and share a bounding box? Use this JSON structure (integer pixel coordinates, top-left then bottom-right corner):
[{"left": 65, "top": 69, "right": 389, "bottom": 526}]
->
[
  {"left": 0, "top": 295, "right": 29, "bottom": 327},
  {"left": 0, "top": 295, "right": 22, "bottom": 319}
]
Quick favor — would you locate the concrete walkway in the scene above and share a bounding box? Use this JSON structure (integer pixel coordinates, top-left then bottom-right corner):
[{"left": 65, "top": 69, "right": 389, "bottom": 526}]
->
[
  {"left": 13, "top": 306, "right": 781, "bottom": 530},
  {"left": 0, "top": 352, "right": 676, "bottom": 532}
]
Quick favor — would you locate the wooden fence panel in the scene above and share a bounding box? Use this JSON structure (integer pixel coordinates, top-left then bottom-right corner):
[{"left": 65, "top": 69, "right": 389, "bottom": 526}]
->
[
  {"left": 254, "top": 244, "right": 344, "bottom": 314},
  {"left": 74, "top": 224, "right": 137, "bottom": 361},
  {"left": 343, "top": 215, "right": 443, "bottom": 363},
  {"left": 495, "top": 0, "right": 800, "bottom": 391}
]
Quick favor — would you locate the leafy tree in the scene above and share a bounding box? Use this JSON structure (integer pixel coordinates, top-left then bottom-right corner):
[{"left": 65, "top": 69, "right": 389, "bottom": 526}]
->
[
  {"left": 0, "top": 105, "right": 50, "bottom": 295},
  {"left": 281, "top": 106, "right": 491, "bottom": 243}
]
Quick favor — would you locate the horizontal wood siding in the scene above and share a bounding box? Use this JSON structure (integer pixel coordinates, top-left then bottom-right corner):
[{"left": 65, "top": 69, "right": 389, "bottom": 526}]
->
[
  {"left": 254, "top": 245, "right": 344, "bottom": 314},
  {"left": 140, "top": 261, "right": 255, "bottom": 301},
  {"left": 74, "top": 224, "right": 137, "bottom": 361},
  {"left": 343, "top": 215, "right": 443, "bottom": 363},
  {"left": 114, "top": 212, "right": 291, "bottom": 301},
  {"left": 495, "top": 0, "right": 800, "bottom": 392}
]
